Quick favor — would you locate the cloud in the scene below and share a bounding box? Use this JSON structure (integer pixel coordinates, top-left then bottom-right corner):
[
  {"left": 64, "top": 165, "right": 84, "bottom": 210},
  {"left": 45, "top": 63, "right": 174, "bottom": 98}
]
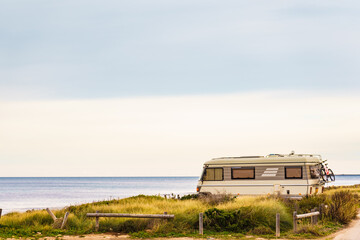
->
[
  {"left": 1, "top": 90, "right": 359, "bottom": 176},
  {"left": 1, "top": 0, "right": 360, "bottom": 100}
]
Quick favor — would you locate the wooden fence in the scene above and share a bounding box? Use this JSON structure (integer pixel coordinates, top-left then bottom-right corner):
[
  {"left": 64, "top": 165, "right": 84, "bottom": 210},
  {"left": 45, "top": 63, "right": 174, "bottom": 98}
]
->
[
  {"left": 86, "top": 211, "right": 174, "bottom": 231},
  {"left": 293, "top": 209, "right": 320, "bottom": 232},
  {"left": 0, "top": 203, "right": 326, "bottom": 237},
  {"left": 198, "top": 206, "right": 324, "bottom": 237},
  {"left": 46, "top": 208, "right": 69, "bottom": 229}
]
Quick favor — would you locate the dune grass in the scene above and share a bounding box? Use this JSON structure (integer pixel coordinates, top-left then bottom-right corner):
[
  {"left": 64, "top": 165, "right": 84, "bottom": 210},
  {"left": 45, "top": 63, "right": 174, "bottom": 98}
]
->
[{"left": 0, "top": 186, "right": 359, "bottom": 239}]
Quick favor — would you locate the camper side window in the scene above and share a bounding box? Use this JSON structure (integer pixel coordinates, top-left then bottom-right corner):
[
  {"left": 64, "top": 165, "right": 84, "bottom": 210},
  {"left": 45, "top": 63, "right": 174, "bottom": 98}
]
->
[
  {"left": 310, "top": 165, "right": 320, "bottom": 179},
  {"left": 232, "top": 167, "right": 255, "bottom": 179},
  {"left": 203, "top": 168, "right": 223, "bottom": 181},
  {"left": 285, "top": 166, "right": 302, "bottom": 179}
]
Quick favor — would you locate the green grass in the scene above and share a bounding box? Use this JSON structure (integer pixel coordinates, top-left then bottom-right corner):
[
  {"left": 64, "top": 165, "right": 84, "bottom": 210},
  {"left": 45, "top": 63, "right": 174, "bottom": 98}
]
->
[{"left": 0, "top": 187, "right": 359, "bottom": 239}]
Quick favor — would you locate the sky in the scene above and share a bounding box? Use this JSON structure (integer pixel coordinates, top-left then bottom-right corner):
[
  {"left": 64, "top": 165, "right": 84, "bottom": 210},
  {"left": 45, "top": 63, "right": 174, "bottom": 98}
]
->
[{"left": 0, "top": 0, "right": 360, "bottom": 176}]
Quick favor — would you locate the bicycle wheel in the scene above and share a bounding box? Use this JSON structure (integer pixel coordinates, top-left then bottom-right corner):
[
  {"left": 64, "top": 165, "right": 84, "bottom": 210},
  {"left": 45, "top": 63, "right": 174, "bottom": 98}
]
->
[
  {"left": 328, "top": 169, "right": 335, "bottom": 181},
  {"left": 320, "top": 168, "right": 327, "bottom": 181}
]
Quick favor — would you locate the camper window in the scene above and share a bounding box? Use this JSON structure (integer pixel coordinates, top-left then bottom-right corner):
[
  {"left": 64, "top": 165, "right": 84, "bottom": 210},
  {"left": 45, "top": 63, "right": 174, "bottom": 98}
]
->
[
  {"left": 231, "top": 167, "right": 255, "bottom": 179},
  {"left": 203, "top": 168, "right": 223, "bottom": 181},
  {"left": 285, "top": 166, "right": 302, "bottom": 179},
  {"left": 310, "top": 165, "right": 320, "bottom": 179}
]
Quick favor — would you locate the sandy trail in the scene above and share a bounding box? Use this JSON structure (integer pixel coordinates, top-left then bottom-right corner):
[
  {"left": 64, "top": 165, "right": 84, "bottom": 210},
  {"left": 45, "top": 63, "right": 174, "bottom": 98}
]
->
[
  {"left": 8, "top": 234, "right": 271, "bottom": 240},
  {"left": 330, "top": 214, "right": 360, "bottom": 240},
  {"left": 34, "top": 236, "right": 209, "bottom": 240}
]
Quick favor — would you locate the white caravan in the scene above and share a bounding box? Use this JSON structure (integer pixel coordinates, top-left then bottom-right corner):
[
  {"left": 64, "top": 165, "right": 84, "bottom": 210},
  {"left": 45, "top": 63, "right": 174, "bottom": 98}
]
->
[{"left": 196, "top": 152, "right": 331, "bottom": 197}]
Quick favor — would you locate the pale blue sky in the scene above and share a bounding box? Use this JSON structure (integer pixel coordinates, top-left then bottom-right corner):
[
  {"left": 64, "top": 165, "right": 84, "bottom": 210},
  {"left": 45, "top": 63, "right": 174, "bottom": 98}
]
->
[
  {"left": 1, "top": 0, "right": 359, "bottom": 100},
  {"left": 1, "top": 1, "right": 360, "bottom": 176}
]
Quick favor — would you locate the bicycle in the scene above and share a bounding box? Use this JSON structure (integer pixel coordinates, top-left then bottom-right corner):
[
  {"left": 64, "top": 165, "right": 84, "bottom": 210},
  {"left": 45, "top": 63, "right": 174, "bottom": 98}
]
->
[{"left": 319, "top": 160, "right": 335, "bottom": 182}]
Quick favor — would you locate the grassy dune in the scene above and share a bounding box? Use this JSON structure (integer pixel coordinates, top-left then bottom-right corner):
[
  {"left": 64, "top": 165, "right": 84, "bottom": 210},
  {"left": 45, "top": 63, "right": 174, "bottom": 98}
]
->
[{"left": 0, "top": 186, "right": 359, "bottom": 239}]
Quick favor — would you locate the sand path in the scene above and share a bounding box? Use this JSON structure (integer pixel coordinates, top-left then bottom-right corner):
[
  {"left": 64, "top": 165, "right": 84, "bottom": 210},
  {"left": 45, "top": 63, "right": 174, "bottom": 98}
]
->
[
  {"left": 9, "top": 234, "right": 271, "bottom": 240},
  {"left": 330, "top": 214, "right": 360, "bottom": 240}
]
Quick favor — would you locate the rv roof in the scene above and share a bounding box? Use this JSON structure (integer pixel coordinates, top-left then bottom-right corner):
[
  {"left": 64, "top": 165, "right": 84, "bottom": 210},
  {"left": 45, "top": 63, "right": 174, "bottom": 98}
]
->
[
  {"left": 205, "top": 154, "right": 322, "bottom": 165},
  {"left": 212, "top": 156, "right": 263, "bottom": 159}
]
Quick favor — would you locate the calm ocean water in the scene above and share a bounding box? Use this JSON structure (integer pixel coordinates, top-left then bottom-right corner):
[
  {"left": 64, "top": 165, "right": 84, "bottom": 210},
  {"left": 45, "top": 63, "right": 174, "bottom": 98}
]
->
[
  {"left": 0, "top": 177, "right": 198, "bottom": 214},
  {"left": 0, "top": 175, "right": 359, "bottom": 214}
]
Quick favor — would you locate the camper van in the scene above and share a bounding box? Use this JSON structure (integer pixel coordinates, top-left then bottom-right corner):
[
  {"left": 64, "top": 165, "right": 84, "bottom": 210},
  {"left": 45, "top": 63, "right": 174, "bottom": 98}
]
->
[{"left": 197, "top": 152, "right": 332, "bottom": 197}]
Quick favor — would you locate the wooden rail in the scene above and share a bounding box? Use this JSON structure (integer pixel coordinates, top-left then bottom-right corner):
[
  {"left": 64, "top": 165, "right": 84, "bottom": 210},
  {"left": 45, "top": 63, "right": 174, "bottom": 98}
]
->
[
  {"left": 296, "top": 211, "right": 320, "bottom": 219},
  {"left": 87, "top": 212, "right": 174, "bottom": 231},
  {"left": 86, "top": 213, "right": 174, "bottom": 219},
  {"left": 293, "top": 209, "right": 320, "bottom": 232}
]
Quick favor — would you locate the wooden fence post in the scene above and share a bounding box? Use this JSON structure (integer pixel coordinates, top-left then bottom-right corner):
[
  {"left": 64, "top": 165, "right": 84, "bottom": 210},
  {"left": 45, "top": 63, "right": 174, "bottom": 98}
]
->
[
  {"left": 313, "top": 208, "right": 318, "bottom": 224},
  {"left": 293, "top": 211, "right": 297, "bottom": 232},
  {"left": 46, "top": 208, "right": 57, "bottom": 221},
  {"left": 319, "top": 203, "right": 325, "bottom": 217},
  {"left": 276, "top": 213, "right": 280, "bottom": 237},
  {"left": 61, "top": 212, "right": 70, "bottom": 229},
  {"left": 294, "top": 203, "right": 299, "bottom": 212},
  {"left": 46, "top": 208, "right": 65, "bottom": 229},
  {"left": 311, "top": 209, "right": 315, "bottom": 225},
  {"left": 0, "top": 208, "right": 2, "bottom": 219},
  {"left": 199, "top": 213, "right": 203, "bottom": 235},
  {"left": 95, "top": 211, "right": 99, "bottom": 231}
]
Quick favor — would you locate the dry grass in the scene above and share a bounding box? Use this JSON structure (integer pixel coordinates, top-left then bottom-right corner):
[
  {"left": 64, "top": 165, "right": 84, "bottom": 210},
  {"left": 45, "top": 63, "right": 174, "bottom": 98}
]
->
[
  {"left": 1, "top": 186, "right": 359, "bottom": 238},
  {"left": 0, "top": 194, "right": 291, "bottom": 235}
]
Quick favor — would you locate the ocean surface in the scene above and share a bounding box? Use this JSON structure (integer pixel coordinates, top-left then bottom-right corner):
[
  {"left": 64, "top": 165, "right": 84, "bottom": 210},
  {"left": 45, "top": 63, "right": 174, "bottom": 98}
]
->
[
  {"left": 0, "top": 177, "right": 198, "bottom": 214},
  {"left": 0, "top": 175, "right": 359, "bottom": 214}
]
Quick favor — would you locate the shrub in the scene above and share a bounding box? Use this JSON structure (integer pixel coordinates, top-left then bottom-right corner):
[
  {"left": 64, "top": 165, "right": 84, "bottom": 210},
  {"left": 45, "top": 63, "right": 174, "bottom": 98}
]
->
[
  {"left": 296, "top": 224, "right": 326, "bottom": 236},
  {"left": 199, "top": 193, "right": 235, "bottom": 206},
  {"left": 204, "top": 206, "right": 292, "bottom": 233},
  {"left": 180, "top": 194, "right": 198, "bottom": 200},
  {"left": 326, "top": 190, "right": 358, "bottom": 224},
  {"left": 297, "top": 195, "right": 328, "bottom": 214}
]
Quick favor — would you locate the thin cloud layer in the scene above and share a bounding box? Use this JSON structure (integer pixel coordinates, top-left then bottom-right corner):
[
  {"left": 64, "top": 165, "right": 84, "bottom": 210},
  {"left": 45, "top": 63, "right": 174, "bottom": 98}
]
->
[
  {"left": 1, "top": 91, "right": 359, "bottom": 176},
  {"left": 1, "top": 0, "right": 360, "bottom": 100}
]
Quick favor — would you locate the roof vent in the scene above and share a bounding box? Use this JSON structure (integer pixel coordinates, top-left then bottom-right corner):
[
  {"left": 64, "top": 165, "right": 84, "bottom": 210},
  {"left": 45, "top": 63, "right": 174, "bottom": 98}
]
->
[{"left": 267, "top": 154, "right": 284, "bottom": 157}]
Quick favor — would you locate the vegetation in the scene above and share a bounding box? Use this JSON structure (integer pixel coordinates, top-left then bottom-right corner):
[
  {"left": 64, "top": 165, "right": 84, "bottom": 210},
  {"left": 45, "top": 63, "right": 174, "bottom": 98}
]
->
[
  {"left": 0, "top": 186, "right": 359, "bottom": 239},
  {"left": 326, "top": 190, "right": 359, "bottom": 224}
]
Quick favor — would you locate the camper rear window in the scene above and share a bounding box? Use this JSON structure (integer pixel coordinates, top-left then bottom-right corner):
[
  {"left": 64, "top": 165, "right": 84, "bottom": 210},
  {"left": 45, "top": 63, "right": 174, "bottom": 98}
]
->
[
  {"left": 203, "top": 168, "right": 223, "bottom": 181},
  {"left": 285, "top": 166, "right": 302, "bottom": 179},
  {"left": 310, "top": 165, "right": 320, "bottom": 179},
  {"left": 232, "top": 167, "right": 255, "bottom": 179}
]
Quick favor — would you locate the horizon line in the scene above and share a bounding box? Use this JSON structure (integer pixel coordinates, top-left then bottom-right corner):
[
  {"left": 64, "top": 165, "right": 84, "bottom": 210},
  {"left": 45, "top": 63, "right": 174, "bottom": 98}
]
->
[{"left": 0, "top": 174, "right": 359, "bottom": 178}]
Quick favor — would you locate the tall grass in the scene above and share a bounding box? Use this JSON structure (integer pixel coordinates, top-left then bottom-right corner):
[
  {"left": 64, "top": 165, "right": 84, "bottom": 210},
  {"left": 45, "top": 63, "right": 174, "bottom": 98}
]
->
[
  {"left": 0, "top": 195, "right": 291, "bottom": 236},
  {"left": 0, "top": 187, "right": 359, "bottom": 238}
]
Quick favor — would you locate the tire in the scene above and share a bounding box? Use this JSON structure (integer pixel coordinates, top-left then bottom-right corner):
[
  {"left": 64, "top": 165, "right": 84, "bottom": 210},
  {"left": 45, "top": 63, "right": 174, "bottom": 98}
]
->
[
  {"left": 320, "top": 168, "right": 327, "bottom": 181},
  {"left": 328, "top": 169, "right": 335, "bottom": 181}
]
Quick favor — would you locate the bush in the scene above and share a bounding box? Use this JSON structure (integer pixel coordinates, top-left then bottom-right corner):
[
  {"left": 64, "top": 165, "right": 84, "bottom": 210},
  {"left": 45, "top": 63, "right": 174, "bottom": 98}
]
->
[
  {"left": 180, "top": 194, "right": 198, "bottom": 200},
  {"left": 280, "top": 194, "right": 329, "bottom": 216},
  {"left": 296, "top": 224, "right": 326, "bottom": 236},
  {"left": 199, "top": 193, "right": 235, "bottom": 206},
  {"left": 326, "top": 190, "right": 358, "bottom": 224},
  {"left": 297, "top": 195, "right": 328, "bottom": 214},
  {"left": 204, "top": 206, "right": 292, "bottom": 233}
]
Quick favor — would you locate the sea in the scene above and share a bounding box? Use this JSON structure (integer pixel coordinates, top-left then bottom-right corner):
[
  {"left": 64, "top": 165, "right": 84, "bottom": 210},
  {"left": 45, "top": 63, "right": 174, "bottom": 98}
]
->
[{"left": 0, "top": 175, "right": 359, "bottom": 215}]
